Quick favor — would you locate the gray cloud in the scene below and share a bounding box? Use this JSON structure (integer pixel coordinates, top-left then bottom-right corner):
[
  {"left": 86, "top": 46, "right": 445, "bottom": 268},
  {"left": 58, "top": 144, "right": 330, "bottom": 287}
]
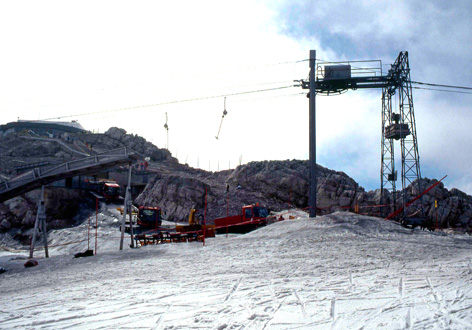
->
[{"left": 269, "top": 0, "right": 472, "bottom": 194}]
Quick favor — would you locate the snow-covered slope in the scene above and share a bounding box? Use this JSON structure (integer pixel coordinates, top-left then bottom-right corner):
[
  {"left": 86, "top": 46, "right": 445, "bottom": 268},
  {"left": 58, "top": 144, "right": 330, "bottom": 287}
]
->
[{"left": 1, "top": 211, "right": 472, "bottom": 329}]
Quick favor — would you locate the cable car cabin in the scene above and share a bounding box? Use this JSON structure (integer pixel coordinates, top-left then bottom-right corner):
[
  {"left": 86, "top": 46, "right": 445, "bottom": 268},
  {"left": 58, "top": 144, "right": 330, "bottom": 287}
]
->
[
  {"left": 136, "top": 206, "right": 162, "bottom": 228},
  {"left": 385, "top": 123, "right": 410, "bottom": 140},
  {"left": 102, "top": 182, "right": 121, "bottom": 201}
]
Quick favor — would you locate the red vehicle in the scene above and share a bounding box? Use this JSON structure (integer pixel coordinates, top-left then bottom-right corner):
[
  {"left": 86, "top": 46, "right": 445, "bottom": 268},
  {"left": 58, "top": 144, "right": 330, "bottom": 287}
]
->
[
  {"left": 214, "top": 204, "right": 269, "bottom": 234},
  {"left": 136, "top": 206, "right": 163, "bottom": 228},
  {"left": 102, "top": 182, "right": 121, "bottom": 201},
  {"left": 84, "top": 179, "right": 121, "bottom": 202}
]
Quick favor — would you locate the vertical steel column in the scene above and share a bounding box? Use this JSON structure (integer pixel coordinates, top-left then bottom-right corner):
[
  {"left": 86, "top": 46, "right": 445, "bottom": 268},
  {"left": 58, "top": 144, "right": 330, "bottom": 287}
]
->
[
  {"left": 397, "top": 52, "right": 424, "bottom": 217},
  {"left": 380, "top": 87, "right": 396, "bottom": 216},
  {"left": 309, "top": 50, "right": 317, "bottom": 218}
]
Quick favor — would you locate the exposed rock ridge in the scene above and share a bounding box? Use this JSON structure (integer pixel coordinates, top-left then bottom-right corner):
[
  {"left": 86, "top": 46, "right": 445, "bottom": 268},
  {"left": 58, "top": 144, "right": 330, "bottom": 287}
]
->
[{"left": 1, "top": 127, "right": 472, "bottom": 235}]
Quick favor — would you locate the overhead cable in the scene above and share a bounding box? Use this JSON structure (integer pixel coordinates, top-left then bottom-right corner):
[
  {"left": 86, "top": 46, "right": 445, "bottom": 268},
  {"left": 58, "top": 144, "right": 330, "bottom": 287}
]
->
[
  {"left": 412, "top": 86, "right": 472, "bottom": 95},
  {"left": 42, "top": 85, "right": 297, "bottom": 120},
  {"left": 411, "top": 81, "right": 472, "bottom": 91}
]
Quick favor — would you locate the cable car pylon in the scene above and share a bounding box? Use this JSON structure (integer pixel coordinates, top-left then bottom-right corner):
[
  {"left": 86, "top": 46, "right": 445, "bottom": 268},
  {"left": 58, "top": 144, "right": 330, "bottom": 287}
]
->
[
  {"left": 300, "top": 50, "right": 425, "bottom": 220},
  {"left": 215, "top": 97, "right": 228, "bottom": 140}
]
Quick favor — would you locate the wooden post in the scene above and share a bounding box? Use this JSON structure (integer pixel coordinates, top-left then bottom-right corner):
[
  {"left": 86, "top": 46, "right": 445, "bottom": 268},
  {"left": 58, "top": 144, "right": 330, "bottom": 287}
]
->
[
  {"left": 29, "top": 185, "right": 48, "bottom": 258},
  {"left": 129, "top": 196, "right": 135, "bottom": 248},
  {"left": 42, "top": 203, "right": 49, "bottom": 258},
  {"left": 95, "top": 197, "right": 98, "bottom": 255},
  {"left": 120, "top": 163, "right": 133, "bottom": 250},
  {"left": 203, "top": 188, "right": 207, "bottom": 246},
  {"left": 87, "top": 216, "right": 91, "bottom": 250},
  {"left": 226, "top": 193, "right": 229, "bottom": 238},
  {"left": 30, "top": 208, "right": 40, "bottom": 258}
]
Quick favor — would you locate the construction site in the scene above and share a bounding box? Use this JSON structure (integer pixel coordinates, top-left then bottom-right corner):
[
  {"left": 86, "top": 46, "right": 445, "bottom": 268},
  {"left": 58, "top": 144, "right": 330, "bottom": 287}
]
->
[{"left": 0, "top": 50, "right": 471, "bottom": 263}]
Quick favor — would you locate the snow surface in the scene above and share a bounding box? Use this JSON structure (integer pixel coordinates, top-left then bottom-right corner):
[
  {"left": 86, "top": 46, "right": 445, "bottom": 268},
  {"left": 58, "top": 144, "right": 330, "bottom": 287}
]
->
[{"left": 1, "top": 207, "right": 472, "bottom": 329}]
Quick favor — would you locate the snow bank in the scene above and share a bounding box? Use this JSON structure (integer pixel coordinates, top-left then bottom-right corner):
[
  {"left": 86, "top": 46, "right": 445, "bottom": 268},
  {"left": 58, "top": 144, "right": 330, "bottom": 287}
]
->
[{"left": 1, "top": 210, "right": 472, "bottom": 329}]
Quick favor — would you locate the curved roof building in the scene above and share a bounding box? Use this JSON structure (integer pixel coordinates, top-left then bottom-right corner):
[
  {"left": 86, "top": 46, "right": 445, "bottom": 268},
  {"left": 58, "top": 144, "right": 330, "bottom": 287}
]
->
[{"left": 0, "top": 120, "right": 86, "bottom": 137}]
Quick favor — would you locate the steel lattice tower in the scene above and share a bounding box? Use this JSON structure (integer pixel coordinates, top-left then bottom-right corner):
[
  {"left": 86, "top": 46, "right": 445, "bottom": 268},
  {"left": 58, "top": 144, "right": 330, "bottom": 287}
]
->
[
  {"left": 380, "top": 86, "right": 397, "bottom": 214},
  {"left": 380, "top": 52, "right": 424, "bottom": 218},
  {"left": 301, "top": 50, "right": 425, "bottom": 219}
]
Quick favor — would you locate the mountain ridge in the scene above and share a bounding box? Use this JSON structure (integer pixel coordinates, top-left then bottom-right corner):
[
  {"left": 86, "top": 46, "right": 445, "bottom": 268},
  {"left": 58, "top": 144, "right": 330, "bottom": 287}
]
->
[{"left": 1, "top": 127, "right": 471, "bottom": 237}]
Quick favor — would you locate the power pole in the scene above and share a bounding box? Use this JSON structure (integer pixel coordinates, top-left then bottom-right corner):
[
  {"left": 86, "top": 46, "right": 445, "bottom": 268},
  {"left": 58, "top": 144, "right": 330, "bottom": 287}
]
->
[{"left": 309, "top": 50, "right": 317, "bottom": 217}]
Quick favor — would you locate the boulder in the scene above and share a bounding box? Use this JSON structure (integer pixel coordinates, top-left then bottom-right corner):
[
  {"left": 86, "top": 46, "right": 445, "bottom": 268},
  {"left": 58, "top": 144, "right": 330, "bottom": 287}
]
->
[
  {"left": 105, "top": 127, "right": 127, "bottom": 140},
  {"left": 21, "top": 211, "right": 35, "bottom": 226},
  {"left": 4, "top": 197, "right": 29, "bottom": 219},
  {"left": 0, "top": 219, "right": 11, "bottom": 230}
]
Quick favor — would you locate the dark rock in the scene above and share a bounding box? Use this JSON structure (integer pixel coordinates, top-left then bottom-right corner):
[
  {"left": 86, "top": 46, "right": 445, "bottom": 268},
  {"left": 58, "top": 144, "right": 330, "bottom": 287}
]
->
[
  {"left": 0, "top": 219, "right": 11, "bottom": 230},
  {"left": 74, "top": 249, "right": 94, "bottom": 258},
  {"left": 24, "top": 259, "right": 38, "bottom": 267}
]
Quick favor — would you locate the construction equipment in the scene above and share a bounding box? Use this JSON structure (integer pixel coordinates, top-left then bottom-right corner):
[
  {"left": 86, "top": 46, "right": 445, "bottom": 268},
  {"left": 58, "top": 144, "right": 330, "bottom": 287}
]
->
[
  {"left": 386, "top": 175, "right": 447, "bottom": 230},
  {"left": 188, "top": 208, "right": 198, "bottom": 225},
  {"left": 214, "top": 203, "right": 268, "bottom": 234},
  {"left": 86, "top": 179, "right": 122, "bottom": 202},
  {"left": 119, "top": 205, "right": 163, "bottom": 230},
  {"left": 176, "top": 208, "right": 215, "bottom": 238},
  {"left": 136, "top": 206, "right": 163, "bottom": 228},
  {"left": 102, "top": 182, "right": 121, "bottom": 201}
]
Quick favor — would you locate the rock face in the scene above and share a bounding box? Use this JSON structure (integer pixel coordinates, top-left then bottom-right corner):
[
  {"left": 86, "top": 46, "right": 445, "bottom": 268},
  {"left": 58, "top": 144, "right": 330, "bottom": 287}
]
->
[
  {"left": 80, "top": 127, "right": 176, "bottom": 162},
  {"left": 136, "top": 160, "right": 472, "bottom": 232},
  {"left": 416, "top": 178, "right": 472, "bottom": 229},
  {"left": 2, "top": 126, "right": 472, "bottom": 236},
  {"left": 135, "top": 174, "right": 209, "bottom": 222},
  {"left": 0, "top": 127, "right": 177, "bottom": 234},
  {"left": 0, "top": 188, "right": 86, "bottom": 233}
]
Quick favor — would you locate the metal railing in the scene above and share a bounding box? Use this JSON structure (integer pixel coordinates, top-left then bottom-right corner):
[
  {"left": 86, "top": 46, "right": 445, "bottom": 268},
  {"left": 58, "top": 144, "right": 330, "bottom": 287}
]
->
[{"left": 0, "top": 147, "right": 134, "bottom": 195}]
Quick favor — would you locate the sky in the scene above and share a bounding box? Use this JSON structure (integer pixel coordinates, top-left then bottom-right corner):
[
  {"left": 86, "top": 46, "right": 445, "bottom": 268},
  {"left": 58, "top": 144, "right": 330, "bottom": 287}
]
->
[{"left": 0, "top": 0, "right": 471, "bottom": 194}]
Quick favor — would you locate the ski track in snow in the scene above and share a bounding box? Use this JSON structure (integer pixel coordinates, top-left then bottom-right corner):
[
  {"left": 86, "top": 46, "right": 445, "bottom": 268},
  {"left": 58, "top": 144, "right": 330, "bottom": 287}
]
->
[{"left": 1, "top": 209, "right": 472, "bottom": 329}]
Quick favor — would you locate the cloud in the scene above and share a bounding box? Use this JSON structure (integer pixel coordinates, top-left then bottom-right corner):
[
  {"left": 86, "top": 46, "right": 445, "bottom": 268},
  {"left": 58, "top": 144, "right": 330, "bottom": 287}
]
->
[
  {"left": 1, "top": 0, "right": 471, "bottom": 196},
  {"left": 267, "top": 0, "right": 472, "bottom": 194}
]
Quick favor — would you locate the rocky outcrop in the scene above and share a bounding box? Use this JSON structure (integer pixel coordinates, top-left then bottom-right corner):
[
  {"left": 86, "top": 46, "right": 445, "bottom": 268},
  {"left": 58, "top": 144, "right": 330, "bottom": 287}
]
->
[
  {"left": 135, "top": 174, "right": 209, "bottom": 222},
  {"left": 79, "top": 127, "right": 177, "bottom": 162},
  {"left": 415, "top": 178, "right": 472, "bottom": 229},
  {"left": 135, "top": 160, "right": 374, "bottom": 223},
  {"left": 0, "top": 127, "right": 177, "bottom": 234},
  {"left": 2, "top": 127, "right": 472, "bottom": 235},
  {"left": 0, "top": 188, "right": 87, "bottom": 233},
  {"left": 136, "top": 160, "right": 472, "bottom": 232}
]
